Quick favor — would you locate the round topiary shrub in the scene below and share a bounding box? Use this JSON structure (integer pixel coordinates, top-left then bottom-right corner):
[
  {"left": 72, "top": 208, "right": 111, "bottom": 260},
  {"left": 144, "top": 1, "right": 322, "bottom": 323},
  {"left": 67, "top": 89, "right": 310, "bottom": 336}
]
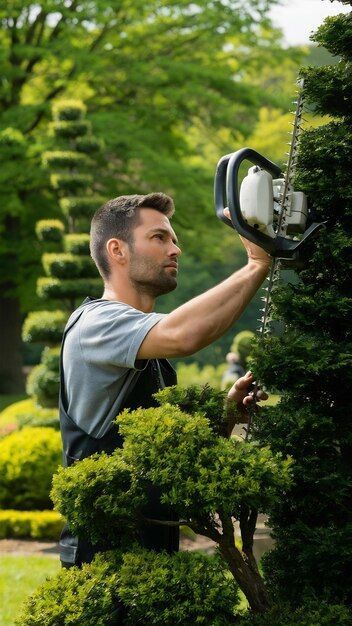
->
[
  {"left": 16, "top": 549, "right": 238, "bottom": 625},
  {"left": 26, "top": 361, "right": 60, "bottom": 408},
  {"left": 0, "top": 427, "right": 62, "bottom": 509}
]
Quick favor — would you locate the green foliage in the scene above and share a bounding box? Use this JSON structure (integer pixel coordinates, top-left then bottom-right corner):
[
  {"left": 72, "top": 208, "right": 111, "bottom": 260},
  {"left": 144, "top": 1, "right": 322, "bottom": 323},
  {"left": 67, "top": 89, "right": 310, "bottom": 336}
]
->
[
  {"left": 50, "top": 120, "right": 91, "bottom": 139},
  {"left": 22, "top": 310, "right": 68, "bottom": 344},
  {"left": 37, "top": 277, "right": 102, "bottom": 300},
  {"left": 26, "top": 360, "right": 60, "bottom": 409},
  {"left": 50, "top": 172, "right": 93, "bottom": 192},
  {"left": 230, "top": 331, "right": 255, "bottom": 366},
  {"left": 176, "top": 362, "right": 227, "bottom": 389},
  {"left": 313, "top": 12, "right": 352, "bottom": 59},
  {"left": 119, "top": 549, "right": 238, "bottom": 625},
  {"left": 119, "top": 405, "right": 291, "bottom": 523},
  {"left": 238, "top": 601, "right": 352, "bottom": 626},
  {"left": 0, "top": 427, "right": 61, "bottom": 509},
  {"left": 35, "top": 220, "right": 65, "bottom": 243},
  {"left": 16, "top": 552, "right": 122, "bottom": 626},
  {"left": 301, "top": 64, "right": 352, "bottom": 118},
  {"left": 0, "top": 397, "right": 59, "bottom": 431},
  {"left": 60, "top": 196, "right": 106, "bottom": 218},
  {"left": 155, "top": 383, "right": 228, "bottom": 436},
  {"left": 0, "top": 127, "right": 25, "bottom": 153},
  {"left": 76, "top": 135, "right": 104, "bottom": 154},
  {"left": 51, "top": 452, "right": 143, "bottom": 548},
  {"left": 52, "top": 100, "right": 87, "bottom": 121},
  {"left": 249, "top": 7, "right": 352, "bottom": 606},
  {"left": 0, "top": 510, "right": 64, "bottom": 540},
  {"left": 42, "top": 253, "right": 97, "bottom": 279},
  {"left": 42, "top": 150, "right": 90, "bottom": 169},
  {"left": 17, "top": 550, "right": 238, "bottom": 626},
  {"left": 63, "top": 233, "right": 90, "bottom": 255}
]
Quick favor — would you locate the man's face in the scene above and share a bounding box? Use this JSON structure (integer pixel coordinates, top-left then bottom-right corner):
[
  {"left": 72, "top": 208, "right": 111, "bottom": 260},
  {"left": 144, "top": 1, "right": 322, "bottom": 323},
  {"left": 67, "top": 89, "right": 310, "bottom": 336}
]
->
[{"left": 128, "top": 208, "right": 181, "bottom": 297}]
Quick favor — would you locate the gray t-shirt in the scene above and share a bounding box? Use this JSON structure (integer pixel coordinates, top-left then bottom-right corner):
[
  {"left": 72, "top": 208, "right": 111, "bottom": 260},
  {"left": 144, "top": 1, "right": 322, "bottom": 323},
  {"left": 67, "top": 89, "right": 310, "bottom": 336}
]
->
[{"left": 62, "top": 299, "right": 165, "bottom": 438}]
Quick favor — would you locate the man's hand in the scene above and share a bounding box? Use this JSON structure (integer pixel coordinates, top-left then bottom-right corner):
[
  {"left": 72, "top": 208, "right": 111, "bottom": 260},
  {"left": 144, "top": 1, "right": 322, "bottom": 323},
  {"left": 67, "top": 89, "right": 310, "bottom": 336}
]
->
[
  {"left": 226, "top": 371, "right": 268, "bottom": 428},
  {"left": 223, "top": 208, "right": 271, "bottom": 268}
]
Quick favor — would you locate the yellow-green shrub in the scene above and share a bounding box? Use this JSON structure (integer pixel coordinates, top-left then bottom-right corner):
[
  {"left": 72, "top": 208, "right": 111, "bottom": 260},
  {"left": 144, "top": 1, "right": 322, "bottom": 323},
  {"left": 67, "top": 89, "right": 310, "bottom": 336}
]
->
[
  {"left": 0, "top": 398, "right": 58, "bottom": 429},
  {"left": 0, "top": 510, "right": 64, "bottom": 540},
  {"left": 0, "top": 427, "right": 61, "bottom": 509}
]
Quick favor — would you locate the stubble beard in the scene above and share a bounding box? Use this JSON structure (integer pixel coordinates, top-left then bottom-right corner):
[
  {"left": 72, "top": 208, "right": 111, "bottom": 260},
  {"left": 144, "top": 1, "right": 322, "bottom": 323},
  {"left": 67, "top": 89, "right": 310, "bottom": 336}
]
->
[{"left": 129, "top": 253, "right": 178, "bottom": 298}]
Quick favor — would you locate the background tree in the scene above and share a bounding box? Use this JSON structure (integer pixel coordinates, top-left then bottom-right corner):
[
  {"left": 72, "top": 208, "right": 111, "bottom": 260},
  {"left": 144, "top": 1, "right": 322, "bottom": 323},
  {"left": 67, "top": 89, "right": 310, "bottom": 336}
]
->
[
  {"left": 251, "top": 4, "right": 352, "bottom": 606},
  {"left": 0, "top": 0, "right": 297, "bottom": 391},
  {"left": 23, "top": 99, "right": 103, "bottom": 408}
]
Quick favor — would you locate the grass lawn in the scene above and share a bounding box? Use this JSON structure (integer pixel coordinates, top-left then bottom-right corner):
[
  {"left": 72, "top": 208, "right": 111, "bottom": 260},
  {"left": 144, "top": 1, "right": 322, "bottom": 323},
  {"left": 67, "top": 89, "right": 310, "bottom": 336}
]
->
[{"left": 0, "top": 554, "right": 60, "bottom": 626}]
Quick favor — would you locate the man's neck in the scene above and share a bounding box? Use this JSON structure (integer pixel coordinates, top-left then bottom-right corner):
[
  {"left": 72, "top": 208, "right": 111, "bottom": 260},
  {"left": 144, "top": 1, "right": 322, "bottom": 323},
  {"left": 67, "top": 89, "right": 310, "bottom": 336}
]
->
[{"left": 102, "top": 282, "right": 155, "bottom": 313}]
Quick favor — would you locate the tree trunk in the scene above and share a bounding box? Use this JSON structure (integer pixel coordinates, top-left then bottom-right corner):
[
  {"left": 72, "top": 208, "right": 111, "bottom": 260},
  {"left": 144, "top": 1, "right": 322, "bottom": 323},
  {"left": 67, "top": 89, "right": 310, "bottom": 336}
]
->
[
  {"left": 0, "top": 293, "right": 25, "bottom": 393},
  {"left": 219, "top": 538, "right": 270, "bottom": 613}
]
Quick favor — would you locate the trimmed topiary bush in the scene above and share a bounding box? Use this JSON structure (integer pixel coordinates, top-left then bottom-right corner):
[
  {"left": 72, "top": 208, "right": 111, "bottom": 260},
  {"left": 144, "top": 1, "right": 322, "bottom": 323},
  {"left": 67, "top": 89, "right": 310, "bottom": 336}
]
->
[
  {"left": 37, "top": 277, "right": 102, "bottom": 300},
  {"left": 0, "top": 510, "right": 64, "bottom": 540},
  {"left": 52, "top": 386, "right": 291, "bottom": 612},
  {"left": 42, "top": 253, "right": 97, "bottom": 279},
  {"left": 22, "top": 310, "right": 68, "bottom": 344},
  {"left": 60, "top": 196, "right": 105, "bottom": 218},
  {"left": 16, "top": 552, "right": 123, "bottom": 626},
  {"left": 35, "top": 219, "right": 65, "bottom": 243},
  {"left": 0, "top": 398, "right": 59, "bottom": 431},
  {"left": 27, "top": 360, "right": 60, "bottom": 409},
  {"left": 63, "top": 233, "right": 90, "bottom": 255},
  {"left": 50, "top": 119, "right": 91, "bottom": 138},
  {"left": 0, "top": 427, "right": 61, "bottom": 509},
  {"left": 17, "top": 550, "right": 238, "bottom": 625}
]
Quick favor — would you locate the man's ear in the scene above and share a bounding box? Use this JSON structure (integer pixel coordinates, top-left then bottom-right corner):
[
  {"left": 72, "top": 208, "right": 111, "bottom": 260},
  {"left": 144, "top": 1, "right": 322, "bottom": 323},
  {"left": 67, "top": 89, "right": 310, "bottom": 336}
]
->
[{"left": 106, "top": 238, "right": 129, "bottom": 266}]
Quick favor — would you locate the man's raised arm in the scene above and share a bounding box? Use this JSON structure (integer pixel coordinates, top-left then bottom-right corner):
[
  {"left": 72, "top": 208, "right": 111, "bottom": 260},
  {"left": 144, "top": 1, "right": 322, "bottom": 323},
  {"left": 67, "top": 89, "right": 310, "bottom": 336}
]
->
[{"left": 137, "top": 236, "right": 270, "bottom": 359}]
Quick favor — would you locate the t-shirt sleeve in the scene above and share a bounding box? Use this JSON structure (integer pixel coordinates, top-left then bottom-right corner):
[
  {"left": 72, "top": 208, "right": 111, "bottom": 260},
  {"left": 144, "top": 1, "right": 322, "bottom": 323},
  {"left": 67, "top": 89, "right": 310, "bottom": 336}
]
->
[{"left": 79, "top": 302, "right": 166, "bottom": 369}]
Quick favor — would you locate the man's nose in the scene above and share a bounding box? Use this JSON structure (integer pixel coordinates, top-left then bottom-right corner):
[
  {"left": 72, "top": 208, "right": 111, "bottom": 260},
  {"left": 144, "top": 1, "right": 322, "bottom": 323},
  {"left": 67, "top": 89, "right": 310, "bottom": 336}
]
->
[
  {"left": 170, "top": 242, "right": 182, "bottom": 257},
  {"left": 172, "top": 243, "right": 182, "bottom": 257}
]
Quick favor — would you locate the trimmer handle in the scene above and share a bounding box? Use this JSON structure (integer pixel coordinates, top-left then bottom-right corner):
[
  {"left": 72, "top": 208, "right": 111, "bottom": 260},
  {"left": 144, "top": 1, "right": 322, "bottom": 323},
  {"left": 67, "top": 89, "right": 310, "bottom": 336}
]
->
[{"left": 214, "top": 147, "right": 324, "bottom": 259}]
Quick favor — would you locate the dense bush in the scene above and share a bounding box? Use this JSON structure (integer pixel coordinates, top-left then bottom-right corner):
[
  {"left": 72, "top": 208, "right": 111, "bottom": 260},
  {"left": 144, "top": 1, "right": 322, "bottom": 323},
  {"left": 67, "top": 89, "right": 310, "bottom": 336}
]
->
[
  {"left": 250, "top": 9, "right": 352, "bottom": 606},
  {"left": 0, "top": 510, "right": 64, "bottom": 540},
  {"left": 42, "top": 253, "right": 97, "bottom": 279},
  {"left": 60, "top": 196, "right": 105, "bottom": 218},
  {"left": 50, "top": 119, "right": 91, "bottom": 138},
  {"left": 119, "top": 549, "right": 238, "bottom": 625},
  {"left": 37, "top": 277, "right": 102, "bottom": 300},
  {"left": 17, "top": 550, "right": 238, "bottom": 626},
  {"left": 16, "top": 552, "right": 122, "bottom": 626},
  {"left": 50, "top": 172, "right": 93, "bottom": 192},
  {"left": 22, "top": 310, "right": 68, "bottom": 344},
  {"left": 27, "top": 360, "right": 60, "bottom": 408},
  {"left": 42, "top": 150, "right": 90, "bottom": 168},
  {"left": 52, "top": 100, "right": 87, "bottom": 120},
  {"left": 51, "top": 452, "right": 142, "bottom": 548},
  {"left": 0, "top": 427, "right": 61, "bottom": 509},
  {"left": 35, "top": 220, "right": 65, "bottom": 243},
  {"left": 238, "top": 602, "right": 352, "bottom": 626},
  {"left": 0, "top": 398, "right": 59, "bottom": 431},
  {"left": 176, "top": 361, "right": 226, "bottom": 389},
  {"left": 230, "top": 330, "right": 255, "bottom": 367},
  {"left": 63, "top": 233, "right": 90, "bottom": 255}
]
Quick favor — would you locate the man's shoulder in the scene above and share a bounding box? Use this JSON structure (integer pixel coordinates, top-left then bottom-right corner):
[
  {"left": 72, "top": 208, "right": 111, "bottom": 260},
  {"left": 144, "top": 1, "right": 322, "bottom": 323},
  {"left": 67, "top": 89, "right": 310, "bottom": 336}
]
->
[{"left": 66, "top": 298, "right": 138, "bottom": 326}]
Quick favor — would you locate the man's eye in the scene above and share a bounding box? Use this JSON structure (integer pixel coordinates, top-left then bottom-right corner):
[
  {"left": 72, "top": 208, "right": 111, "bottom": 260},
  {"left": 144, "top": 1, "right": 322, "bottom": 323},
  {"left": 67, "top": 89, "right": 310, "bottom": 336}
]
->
[{"left": 154, "top": 234, "right": 163, "bottom": 240}]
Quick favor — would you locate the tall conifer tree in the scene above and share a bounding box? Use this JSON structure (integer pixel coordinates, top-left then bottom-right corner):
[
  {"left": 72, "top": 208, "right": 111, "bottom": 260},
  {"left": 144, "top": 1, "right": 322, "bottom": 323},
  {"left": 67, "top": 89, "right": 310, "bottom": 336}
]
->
[{"left": 252, "top": 3, "right": 352, "bottom": 604}]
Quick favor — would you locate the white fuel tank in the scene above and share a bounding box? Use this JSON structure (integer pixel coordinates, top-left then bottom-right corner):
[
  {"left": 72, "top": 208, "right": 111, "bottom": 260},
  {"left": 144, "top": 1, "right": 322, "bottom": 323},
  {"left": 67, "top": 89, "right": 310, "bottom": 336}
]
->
[{"left": 239, "top": 166, "right": 275, "bottom": 237}]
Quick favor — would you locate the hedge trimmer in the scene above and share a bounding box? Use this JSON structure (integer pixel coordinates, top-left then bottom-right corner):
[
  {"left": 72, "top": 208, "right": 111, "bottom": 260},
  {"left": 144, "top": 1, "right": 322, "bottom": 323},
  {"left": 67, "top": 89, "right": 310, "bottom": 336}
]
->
[{"left": 214, "top": 79, "right": 324, "bottom": 439}]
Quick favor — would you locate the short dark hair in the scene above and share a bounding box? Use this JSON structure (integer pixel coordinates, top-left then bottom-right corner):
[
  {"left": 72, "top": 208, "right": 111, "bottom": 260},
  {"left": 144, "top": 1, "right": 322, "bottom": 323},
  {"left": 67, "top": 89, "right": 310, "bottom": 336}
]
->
[{"left": 90, "top": 193, "right": 175, "bottom": 279}]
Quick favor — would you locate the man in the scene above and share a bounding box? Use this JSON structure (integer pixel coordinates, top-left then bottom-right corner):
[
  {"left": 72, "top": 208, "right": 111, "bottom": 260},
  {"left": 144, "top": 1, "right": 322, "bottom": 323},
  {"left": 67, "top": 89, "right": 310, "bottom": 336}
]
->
[{"left": 59, "top": 192, "right": 270, "bottom": 568}]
